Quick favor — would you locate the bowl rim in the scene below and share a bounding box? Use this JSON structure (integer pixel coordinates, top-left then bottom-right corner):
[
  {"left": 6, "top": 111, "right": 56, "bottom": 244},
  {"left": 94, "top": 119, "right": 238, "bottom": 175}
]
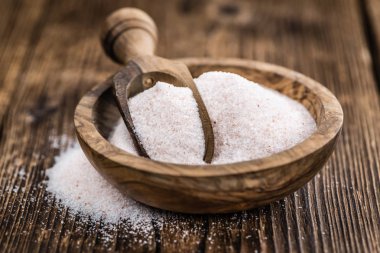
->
[{"left": 74, "top": 58, "right": 343, "bottom": 177}]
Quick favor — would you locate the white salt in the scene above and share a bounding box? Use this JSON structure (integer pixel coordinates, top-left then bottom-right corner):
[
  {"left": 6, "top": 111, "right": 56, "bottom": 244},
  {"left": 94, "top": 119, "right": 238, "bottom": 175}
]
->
[
  {"left": 111, "top": 82, "right": 205, "bottom": 164},
  {"left": 46, "top": 71, "right": 316, "bottom": 227},
  {"left": 111, "top": 71, "right": 316, "bottom": 164},
  {"left": 46, "top": 144, "right": 159, "bottom": 228}
]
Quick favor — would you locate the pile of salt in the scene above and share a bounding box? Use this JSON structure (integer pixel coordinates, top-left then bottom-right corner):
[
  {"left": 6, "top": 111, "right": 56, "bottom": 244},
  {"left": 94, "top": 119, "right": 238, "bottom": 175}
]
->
[{"left": 111, "top": 71, "right": 316, "bottom": 164}]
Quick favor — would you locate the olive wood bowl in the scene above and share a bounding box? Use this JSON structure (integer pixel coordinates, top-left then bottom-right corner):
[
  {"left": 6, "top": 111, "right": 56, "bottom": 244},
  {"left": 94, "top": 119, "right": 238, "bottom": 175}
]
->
[{"left": 74, "top": 8, "right": 343, "bottom": 213}]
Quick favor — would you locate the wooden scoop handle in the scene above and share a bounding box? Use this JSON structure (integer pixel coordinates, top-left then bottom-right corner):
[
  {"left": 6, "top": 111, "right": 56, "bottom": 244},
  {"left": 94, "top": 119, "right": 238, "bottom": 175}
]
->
[
  {"left": 100, "top": 8, "right": 214, "bottom": 163},
  {"left": 101, "top": 8, "right": 158, "bottom": 65}
]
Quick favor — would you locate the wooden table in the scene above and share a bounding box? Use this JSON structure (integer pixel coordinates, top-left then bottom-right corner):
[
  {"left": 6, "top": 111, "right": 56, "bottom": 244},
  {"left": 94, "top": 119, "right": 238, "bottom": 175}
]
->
[{"left": 0, "top": 0, "right": 379, "bottom": 252}]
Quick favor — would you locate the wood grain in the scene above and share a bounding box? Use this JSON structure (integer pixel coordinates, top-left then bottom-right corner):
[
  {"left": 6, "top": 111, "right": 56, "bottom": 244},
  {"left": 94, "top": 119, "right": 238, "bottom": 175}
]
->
[
  {"left": 0, "top": 0, "right": 379, "bottom": 252},
  {"left": 362, "top": 0, "right": 380, "bottom": 90}
]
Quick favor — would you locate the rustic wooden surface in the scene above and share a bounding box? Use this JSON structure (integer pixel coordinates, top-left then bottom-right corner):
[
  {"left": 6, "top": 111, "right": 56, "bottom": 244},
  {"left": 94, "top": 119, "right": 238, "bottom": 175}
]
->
[{"left": 0, "top": 0, "right": 379, "bottom": 252}]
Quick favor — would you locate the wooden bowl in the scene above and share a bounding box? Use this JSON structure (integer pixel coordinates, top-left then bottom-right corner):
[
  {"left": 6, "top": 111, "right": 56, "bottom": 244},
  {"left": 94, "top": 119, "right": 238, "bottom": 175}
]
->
[{"left": 74, "top": 58, "right": 343, "bottom": 214}]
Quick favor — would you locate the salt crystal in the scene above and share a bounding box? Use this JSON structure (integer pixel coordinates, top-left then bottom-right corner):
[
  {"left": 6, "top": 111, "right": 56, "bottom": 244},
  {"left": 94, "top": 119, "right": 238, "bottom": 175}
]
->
[
  {"left": 18, "top": 167, "right": 26, "bottom": 178},
  {"left": 46, "top": 71, "right": 316, "bottom": 230}
]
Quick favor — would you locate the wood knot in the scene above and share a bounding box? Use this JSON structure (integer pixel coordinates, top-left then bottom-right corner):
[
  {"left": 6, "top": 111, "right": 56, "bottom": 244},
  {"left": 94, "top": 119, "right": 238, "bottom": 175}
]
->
[
  {"left": 219, "top": 3, "right": 240, "bottom": 16},
  {"left": 206, "top": 1, "right": 252, "bottom": 27}
]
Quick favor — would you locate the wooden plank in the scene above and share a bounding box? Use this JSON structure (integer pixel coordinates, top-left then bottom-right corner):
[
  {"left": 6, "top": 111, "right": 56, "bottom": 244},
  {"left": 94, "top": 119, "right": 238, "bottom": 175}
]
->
[
  {"left": 0, "top": 0, "right": 379, "bottom": 252},
  {"left": 362, "top": 0, "right": 380, "bottom": 89},
  {"left": 0, "top": 1, "right": 126, "bottom": 252}
]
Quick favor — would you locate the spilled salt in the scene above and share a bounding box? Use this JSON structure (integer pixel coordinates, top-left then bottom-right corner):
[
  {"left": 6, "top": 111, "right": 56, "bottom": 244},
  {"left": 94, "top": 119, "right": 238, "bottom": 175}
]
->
[
  {"left": 46, "top": 144, "right": 158, "bottom": 227},
  {"left": 46, "top": 71, "right": 316, "bottom": 229}
]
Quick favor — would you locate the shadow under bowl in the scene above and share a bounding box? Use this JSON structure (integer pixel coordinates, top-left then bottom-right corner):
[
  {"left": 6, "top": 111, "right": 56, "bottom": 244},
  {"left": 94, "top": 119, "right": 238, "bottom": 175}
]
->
[{"left": 74, "top": 58, "right": 343, "bottom": 214}]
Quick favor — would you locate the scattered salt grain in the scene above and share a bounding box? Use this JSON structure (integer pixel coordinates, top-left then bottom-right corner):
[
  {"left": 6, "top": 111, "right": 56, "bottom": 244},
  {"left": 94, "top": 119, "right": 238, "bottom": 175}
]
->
[
  {"left": 18, "top": 167, "right": 26, "bottom": 178},
  {"left": 46, "top": 71, "right": 316, "bottom": 229}
]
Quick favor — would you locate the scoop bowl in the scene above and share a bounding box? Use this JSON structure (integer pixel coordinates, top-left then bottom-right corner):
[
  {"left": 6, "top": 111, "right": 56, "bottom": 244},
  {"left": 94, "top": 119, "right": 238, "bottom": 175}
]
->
[{"left": 74, "top": 58, "right": 343, "bottom": 213}]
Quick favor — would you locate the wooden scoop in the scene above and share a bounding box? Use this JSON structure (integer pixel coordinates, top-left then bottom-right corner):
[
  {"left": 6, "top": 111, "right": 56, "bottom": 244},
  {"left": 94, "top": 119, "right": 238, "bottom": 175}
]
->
[{"left": 101, "top": 8, "right": 214, "bottom": 163}]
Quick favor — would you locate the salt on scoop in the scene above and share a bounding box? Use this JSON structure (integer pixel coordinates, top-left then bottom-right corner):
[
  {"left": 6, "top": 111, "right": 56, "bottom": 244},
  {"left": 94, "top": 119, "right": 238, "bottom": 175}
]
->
[
  {"left": 111, "top": 81, "right": 205, "bottom": 164},
  {"left": 46, "top": 71, "right": 316, "bottom": 227}
]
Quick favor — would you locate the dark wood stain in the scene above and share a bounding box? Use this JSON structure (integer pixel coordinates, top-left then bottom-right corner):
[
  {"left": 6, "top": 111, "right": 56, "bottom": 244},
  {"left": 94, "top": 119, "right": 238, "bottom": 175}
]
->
[
  {"left": 219, "top": 3, "right": 240, "bottom": 16},
  {"left": 178, "top": 0, "right": 204, "bottom": 14}
]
